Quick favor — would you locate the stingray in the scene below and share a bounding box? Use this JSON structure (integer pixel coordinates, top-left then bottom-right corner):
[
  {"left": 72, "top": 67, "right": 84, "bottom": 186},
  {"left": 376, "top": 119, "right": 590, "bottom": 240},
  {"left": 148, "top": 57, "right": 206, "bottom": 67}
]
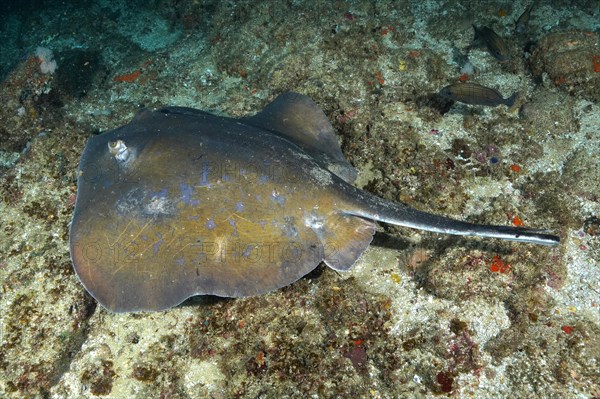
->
[{"left": 69, "top": 92, "right": 559, "bottom": 312}]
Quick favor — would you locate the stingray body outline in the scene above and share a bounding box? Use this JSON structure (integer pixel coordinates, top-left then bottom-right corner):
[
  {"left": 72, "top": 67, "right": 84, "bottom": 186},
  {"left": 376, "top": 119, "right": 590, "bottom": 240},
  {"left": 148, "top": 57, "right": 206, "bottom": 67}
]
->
[{"left": 70, "top": 93, "right": 559, "bottom": 312}]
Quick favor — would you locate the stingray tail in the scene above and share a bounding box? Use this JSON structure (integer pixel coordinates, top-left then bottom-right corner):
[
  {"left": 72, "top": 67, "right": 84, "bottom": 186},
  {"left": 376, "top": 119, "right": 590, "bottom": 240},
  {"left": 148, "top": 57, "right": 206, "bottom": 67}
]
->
[{"left": 343, "top": 189, "right": 560, "bottom": 246}]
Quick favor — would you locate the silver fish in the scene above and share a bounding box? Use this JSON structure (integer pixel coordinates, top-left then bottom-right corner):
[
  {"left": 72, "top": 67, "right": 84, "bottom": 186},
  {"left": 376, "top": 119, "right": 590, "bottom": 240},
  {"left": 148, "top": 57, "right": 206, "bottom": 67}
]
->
[
  {"left": 515, "top": 2, "right": 537, "bottom": 35},
  {"left": 439, "top": 83, "right": 518, "bottom": 107},
  {"left": 472, "top": 25, "right": 511, "bottom": 61}
]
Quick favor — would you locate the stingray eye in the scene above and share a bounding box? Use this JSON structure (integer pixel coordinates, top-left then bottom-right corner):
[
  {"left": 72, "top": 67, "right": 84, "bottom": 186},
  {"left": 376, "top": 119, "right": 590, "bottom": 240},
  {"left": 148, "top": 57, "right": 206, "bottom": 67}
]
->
[{"left": 108, "top": 139, "right": 131, "bottom": 162}]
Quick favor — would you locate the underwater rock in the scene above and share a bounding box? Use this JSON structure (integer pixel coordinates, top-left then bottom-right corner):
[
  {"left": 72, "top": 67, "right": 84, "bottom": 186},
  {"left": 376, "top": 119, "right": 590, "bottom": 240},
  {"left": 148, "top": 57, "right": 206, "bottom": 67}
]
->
[{"left": 530, "top": 30, "right": 600, "bottom": 102}]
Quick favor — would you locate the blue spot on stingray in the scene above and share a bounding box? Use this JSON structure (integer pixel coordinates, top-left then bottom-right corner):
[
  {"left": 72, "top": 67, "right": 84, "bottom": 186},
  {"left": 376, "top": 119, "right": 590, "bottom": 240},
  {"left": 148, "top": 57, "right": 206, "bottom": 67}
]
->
[
  {"left": 228, "top": 218, "right": 239, "bottom": 236},
  {"left": 179, "top": 182, "right": 200, "bottom": 206},
  {"left": 153, "top": 232, "right": 164, "bottom": 254},
  {"left": 235, "top": 201, "right": 245, "bottom": 212},
  {"left": 270, "top": 191, "right": 286, "bottom": 206},
  {"left": 222, "top": 174, "right": 232, "bottom": 182},
  {"left": 175, "top": 257, "right": 185, "bottom": 266},
  {"left": 242, "top": 244, "right": 254, "bottom": 258},
  {"left": 282, "top": 218, "right": 298, "bottom": 237},
  {"left": 206, "top": 219, "right": 216, "bottom": 230},
  {"left": 259, "top": 175, "right": 269, "bottom": 184}
]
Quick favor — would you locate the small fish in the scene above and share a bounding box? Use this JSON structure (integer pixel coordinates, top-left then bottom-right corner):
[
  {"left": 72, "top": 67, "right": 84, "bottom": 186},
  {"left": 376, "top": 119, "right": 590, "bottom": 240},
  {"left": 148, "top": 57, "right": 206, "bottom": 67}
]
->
[
  {"left": 472, "top": 25, "right": 510, "bottom": 61},
  {"left": 514, "top": 2, "right": 537, "bottom": 35},
  {"left": 439, "top": 83, "right": 518, "bottom": 107}
]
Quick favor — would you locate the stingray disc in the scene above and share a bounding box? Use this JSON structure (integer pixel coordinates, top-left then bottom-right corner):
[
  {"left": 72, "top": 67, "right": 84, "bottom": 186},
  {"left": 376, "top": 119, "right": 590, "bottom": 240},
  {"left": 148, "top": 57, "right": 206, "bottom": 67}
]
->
[{"left": 70, "top": 94, "right": 373, "bottom": 312}]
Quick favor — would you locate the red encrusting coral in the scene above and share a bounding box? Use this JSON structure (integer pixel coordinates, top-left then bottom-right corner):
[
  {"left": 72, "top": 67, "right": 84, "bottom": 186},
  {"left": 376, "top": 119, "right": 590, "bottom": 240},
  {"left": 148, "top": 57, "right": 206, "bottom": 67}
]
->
[
  {"left": 113, "top": 69, "right": 142, "bottom": 83},
  {"left": 489, "top": 255, "right": 511, "bottom": 274},
  {"left": 592, "top": 55, "right": 600, "bottom": 73},
  {"left": 561, "top": 325, "right": 574, "bottom": 334},
  {"left": 512, "top": 215, "right": 524, "bottom": 227}
]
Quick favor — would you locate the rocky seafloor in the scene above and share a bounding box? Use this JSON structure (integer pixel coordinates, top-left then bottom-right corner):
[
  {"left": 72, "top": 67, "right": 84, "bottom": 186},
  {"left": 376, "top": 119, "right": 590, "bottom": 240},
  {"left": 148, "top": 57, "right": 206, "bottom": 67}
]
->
[{"left": 0, "top": 0, "right": 598, "bottom": 398}]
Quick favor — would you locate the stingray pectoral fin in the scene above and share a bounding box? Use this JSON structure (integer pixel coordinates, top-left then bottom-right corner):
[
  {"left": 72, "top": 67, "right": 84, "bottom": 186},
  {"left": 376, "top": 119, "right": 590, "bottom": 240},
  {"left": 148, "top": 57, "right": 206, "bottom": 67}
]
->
[
  {"left": 240, "top": 92, "right": 358, "bottom": 184},
  {"left": 344, "top": 189, "right": 560, "bottom": 246},
  {"left": 309, "top": 212, "right": 375, "bottom": 271}
]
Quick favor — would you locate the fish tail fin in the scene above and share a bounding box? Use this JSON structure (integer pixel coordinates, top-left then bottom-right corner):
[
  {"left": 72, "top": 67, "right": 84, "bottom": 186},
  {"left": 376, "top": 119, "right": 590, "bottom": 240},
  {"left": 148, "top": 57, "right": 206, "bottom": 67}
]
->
[
  {"left": 472, "top": 24, "right": 480, "bottom": 39},
  {"left": 505, "top": 91, "right": 519, "bottom": 107},
  {"left": 343, "top": 189, "right": 560, "bottom": 246}
]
